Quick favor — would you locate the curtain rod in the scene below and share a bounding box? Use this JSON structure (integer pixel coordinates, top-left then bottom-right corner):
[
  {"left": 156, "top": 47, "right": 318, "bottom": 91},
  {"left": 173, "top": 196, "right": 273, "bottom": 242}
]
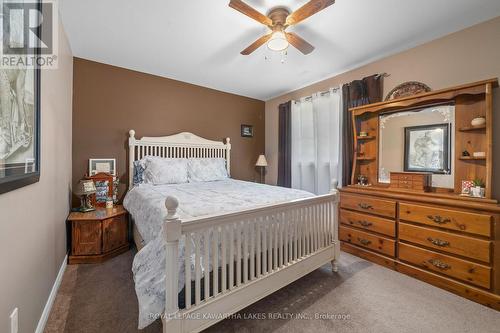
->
[{"left": 297, "top": 72, "right": 390, "bottom": 102}]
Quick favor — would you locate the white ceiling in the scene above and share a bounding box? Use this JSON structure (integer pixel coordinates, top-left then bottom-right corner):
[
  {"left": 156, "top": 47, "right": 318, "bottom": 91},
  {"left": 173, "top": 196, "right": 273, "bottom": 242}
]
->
[{"left": 60, "top": 0, "right": 500, "bottom": 101}]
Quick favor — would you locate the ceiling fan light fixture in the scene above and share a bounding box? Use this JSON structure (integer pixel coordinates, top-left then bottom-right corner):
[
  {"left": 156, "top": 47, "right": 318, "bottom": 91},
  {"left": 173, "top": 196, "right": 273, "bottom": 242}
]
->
[{"left": 267, "top": 31, "right": 288, "bottom": 51}]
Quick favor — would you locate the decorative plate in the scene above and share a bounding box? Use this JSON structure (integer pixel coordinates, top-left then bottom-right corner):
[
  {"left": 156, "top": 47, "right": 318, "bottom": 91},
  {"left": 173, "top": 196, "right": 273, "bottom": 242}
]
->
[{"left": 385, "top": 81, "right": 431, "bottom": 101}]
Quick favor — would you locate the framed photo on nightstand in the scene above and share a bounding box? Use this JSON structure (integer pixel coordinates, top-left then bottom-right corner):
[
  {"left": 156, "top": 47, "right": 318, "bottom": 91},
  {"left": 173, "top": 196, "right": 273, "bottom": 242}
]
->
[
  {"left": 87, "top": 172, "right": 114, "bottom": 207},
  {"left": 89, "top": 158, "right": 116, "bottom": 176}
]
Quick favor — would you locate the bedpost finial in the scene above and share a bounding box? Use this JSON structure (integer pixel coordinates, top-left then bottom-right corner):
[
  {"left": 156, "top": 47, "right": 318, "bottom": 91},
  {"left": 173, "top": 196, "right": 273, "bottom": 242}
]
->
[
  {"left": 129, "top": 129, "right": 136, "bottom": 138},
  {"left": 165, "top": 196, "right": 179, "bottom": 219},
  {"left": 331, "top": 179, "right": 338, "bottom": 190},
  {"left": 226, "top": 137, "right": 230, "bottom": 144}
]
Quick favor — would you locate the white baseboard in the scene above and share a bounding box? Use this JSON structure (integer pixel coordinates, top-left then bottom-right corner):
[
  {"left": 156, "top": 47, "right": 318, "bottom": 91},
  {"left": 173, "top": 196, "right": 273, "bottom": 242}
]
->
[{"left": 35, "top": 254, "right": 67, "bottom": 333}]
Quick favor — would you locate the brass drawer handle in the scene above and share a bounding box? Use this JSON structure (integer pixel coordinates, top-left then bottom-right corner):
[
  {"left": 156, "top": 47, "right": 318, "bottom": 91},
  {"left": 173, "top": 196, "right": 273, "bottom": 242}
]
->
[
  {"left": 357, "top": 220, "right": 373, "bottom": 227},
  {"left": 358, "top": 203, "right": 373, "bottom": 210},
  {"left": 426, "top": 215, "right": 451, "bottom": 225},
  {"left": 357, "top": 238, "right": 371, "bottom": 246},
  {"left": 426, "top": 237, "right": 450, "bottom": 247},
  {"left": 428, "top": 259, "right": 451, "bottom": 270}
]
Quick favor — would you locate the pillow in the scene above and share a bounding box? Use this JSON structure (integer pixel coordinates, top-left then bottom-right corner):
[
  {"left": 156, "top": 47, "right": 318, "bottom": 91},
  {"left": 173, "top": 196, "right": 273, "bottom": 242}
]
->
[
  {"left": 187, "top": 158, "right": 228, "bottom": 182},
  {"left": 132, "top": 160, "right": 145, "bottom": 186},
  {"left": 143, "top": 158, "right": 188, "bottom": 185}
]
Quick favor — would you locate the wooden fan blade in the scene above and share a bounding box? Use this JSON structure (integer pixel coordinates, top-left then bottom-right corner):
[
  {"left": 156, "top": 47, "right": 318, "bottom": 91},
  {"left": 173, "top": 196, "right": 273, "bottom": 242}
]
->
[
  {"left": 229, "top": 0, "right": 272, "bottom": 26},
  {"left": 286, "top": 0, "right": 335, "bottom": 26},
  {"left": 286, "top": 32, "right": 315, "bottom": 55},
  {"left": 241, "top": 34, "right": 272, "bottom": 55}
]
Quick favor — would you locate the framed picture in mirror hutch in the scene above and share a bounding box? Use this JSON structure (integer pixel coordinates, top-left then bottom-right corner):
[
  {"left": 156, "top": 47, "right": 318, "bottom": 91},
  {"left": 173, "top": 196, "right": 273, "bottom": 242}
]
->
[{"left": 403, "top": 123, "right": 450, "bottom": 173}]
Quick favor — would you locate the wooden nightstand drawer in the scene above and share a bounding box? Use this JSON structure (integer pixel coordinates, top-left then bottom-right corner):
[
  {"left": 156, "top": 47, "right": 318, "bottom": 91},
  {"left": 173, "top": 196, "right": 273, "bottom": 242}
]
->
[
  {"left": 340, "top": 209, "right": 395, "bottom": 237},
  {"left": 340, "top": 225, "right": 395, "bottom": 257},
  {"left": 399, "top": 242, "right": 491, "bottom": 289},
  {"left": 399, "top": 203, "right": 492, "bottom": 237},
  {"left": 340, "top": 193, "right": 396, "bottom": 218},
  {"left": 399, "top": 223, "right": 491, "bottom": 263}
]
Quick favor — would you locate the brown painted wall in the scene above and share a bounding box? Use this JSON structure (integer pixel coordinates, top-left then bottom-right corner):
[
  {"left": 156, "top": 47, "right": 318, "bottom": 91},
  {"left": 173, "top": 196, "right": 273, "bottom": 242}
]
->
[
  {"left": 265, "top": 16, "right": 500, "bottom": 199},
  {"left": 72, "top": 58, "right": 265, "bottom": 202}
]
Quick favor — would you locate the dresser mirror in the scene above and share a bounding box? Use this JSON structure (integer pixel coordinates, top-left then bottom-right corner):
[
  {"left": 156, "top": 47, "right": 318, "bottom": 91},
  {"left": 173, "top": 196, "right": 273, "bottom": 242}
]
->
[{"left": 378, "top": 105, "right": 455, "bottom": 188}]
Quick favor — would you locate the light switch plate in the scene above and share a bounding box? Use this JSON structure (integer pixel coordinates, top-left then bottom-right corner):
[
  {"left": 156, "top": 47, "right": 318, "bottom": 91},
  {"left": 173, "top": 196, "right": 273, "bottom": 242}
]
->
[{"left": 10, "top": 308, "right": 18, "bottom": 333}]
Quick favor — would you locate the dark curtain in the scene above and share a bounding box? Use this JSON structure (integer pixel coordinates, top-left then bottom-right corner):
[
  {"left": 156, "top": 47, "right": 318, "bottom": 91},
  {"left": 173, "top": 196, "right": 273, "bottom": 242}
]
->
[
  {"left": 341, "top": 74, "right": 383, "bottom": 186},
  {"left": 277, "top": 101, "right": 292, "bottom": 188}
]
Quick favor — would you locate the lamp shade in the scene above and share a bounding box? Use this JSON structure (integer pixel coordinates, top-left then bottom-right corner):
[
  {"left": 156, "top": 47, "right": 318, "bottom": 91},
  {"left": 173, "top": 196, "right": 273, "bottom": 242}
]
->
[
  {"left": 74, "top": 179, "right": 96, "bottom": 196},
  {"left": 255, "top": 154, "right": 268, "bottom": 167},
  {"left": 267, "top": 31, "right": 289, "bottom": 51}
]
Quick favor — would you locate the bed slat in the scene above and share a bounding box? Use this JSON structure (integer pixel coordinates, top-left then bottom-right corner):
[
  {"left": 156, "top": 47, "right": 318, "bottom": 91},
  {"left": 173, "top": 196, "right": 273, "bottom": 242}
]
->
[
  {"left": 185, "top": 233, "right": 192, "bottom": 309},
  {"left": 229, "top": 225, "right": 234, "bottom": 290},
  {"left": 212, "top": 227, "right": 219, "bottom": 297},
  {"left": 250, "top": 219, "right": 255, "bottom": 280},
  {"left": 256, "top": 219, "right": 261, "bottom": 277},
  {"left": 236, "top": 222, "right": 242, "bottom": 287},
  {"left": 243, "top": 221, "right": 248, "bottom": 284},
  {"left": 195, "top": 234, "right": 201, "bottom": 305},
  {"left": 204, "top": 229, "right": 210, "bottom": 301}
]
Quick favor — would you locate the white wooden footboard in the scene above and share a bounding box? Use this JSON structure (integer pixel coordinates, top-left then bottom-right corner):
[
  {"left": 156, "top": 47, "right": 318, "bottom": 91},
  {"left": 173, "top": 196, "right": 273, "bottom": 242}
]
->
[{"left": 162, "top": 183, "right": 340, "bottom": 333}]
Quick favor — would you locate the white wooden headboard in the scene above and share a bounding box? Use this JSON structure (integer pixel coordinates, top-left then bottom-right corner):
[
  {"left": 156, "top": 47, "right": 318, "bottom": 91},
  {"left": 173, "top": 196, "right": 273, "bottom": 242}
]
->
[{"left": 128, "top": 130, "right": 231, "bottom": 187}]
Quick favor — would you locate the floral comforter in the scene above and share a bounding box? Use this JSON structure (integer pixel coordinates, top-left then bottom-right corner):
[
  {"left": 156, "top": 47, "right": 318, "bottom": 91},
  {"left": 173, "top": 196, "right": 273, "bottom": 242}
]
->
[{"left": 123, "top": 179, "right": 313, "bottom": 328}]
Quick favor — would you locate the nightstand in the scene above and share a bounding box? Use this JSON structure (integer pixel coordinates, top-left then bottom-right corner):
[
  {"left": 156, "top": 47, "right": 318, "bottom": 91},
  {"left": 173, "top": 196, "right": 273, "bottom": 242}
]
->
[{"left": 67, "top": 205, "right": 130, "bottom": 264}]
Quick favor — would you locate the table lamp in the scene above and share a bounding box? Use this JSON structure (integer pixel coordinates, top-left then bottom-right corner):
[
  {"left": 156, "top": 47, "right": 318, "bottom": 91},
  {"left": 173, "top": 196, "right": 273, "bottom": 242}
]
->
[
  {"left": 74, "top": 179, "right": 97, "bottom": 212},
  {"left": 255, "top": 154, "right": 268, "bottom": 183}
]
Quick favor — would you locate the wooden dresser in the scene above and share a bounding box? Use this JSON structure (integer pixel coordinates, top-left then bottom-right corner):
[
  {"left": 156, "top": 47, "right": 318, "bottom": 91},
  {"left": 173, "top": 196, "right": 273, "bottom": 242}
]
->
[
  {"left": 340, "top": 187, "right": 500, "bottom": 309},
  {"left": 67, "top": 205, "right": 130, "bottom": 264},
  {"left": 340, "top": 78, "right": 500, "bottom": 310}
]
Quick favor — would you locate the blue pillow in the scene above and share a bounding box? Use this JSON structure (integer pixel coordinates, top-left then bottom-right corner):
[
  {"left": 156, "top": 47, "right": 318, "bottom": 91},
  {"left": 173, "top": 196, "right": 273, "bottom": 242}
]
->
[{"left": 133, "top": 160, "right": 145, "bottom": 186}]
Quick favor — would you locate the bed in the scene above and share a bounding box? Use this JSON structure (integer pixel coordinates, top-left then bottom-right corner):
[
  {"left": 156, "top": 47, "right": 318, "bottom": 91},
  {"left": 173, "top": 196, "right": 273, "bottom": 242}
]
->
[{"left": 125, "top": 130, "right": 340, "bottom": 332}]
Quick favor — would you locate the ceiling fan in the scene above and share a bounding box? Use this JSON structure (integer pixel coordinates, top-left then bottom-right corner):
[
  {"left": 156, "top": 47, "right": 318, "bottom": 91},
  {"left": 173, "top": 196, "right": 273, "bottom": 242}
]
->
[{"left": 229, "top": 0, "right": 335, "bottom": 55}]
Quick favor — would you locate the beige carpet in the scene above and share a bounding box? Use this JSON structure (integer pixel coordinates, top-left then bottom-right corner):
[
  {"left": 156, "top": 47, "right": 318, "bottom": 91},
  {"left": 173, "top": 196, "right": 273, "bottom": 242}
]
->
[{"left": 45, "top": 250, "right": 500, "bottom": 333}]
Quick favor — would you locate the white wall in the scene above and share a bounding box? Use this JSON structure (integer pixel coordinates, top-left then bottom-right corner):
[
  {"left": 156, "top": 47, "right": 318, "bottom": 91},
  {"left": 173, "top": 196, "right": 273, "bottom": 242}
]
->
[{"left": 0, "top": 16, "right": 73, "bottom": 333}]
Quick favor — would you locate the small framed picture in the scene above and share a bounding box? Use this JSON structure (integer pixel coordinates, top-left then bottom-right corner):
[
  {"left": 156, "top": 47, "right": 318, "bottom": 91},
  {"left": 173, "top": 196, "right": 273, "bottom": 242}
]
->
[
  {"left": 89, "top": 158, "right": 116, "bottom": 176},
  {"left": 88, "top": 172, "right": 113, "bottom": 207},
  {"left": 404, "top": 124, "right": 450, "bottom": 174},
  {"left": 241, "top": 124, "right": 253, "bottom": 138}
]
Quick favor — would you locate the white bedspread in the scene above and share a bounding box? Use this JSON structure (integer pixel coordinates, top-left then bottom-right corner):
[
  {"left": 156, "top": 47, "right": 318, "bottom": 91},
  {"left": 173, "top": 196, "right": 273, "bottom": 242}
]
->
[{"left": 124, "top": 179, "right": 313, "bottom": 328}]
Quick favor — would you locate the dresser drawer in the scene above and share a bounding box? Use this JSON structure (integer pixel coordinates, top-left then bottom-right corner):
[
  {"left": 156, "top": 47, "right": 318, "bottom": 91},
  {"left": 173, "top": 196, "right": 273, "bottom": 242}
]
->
[
  {"left": 340, "top": 194, "right": 396, "bottom": 218},
  {"left": 399, "top": 223, "right": 491, "bottom": 263},
  {"left": 399, "top": 203, "right": 492, "bottom": 237},
  {"left": 399, "top": 242, "right": 491, "bottom": 289},
  {"left": 391, "top": 174, "right": 412, "bottom": 182},
  {"left": 340, "top": 226, "right": 395, "bottom": 257},
  {"left": 340, "top": 209, "right": 395, "bottom": 237}
]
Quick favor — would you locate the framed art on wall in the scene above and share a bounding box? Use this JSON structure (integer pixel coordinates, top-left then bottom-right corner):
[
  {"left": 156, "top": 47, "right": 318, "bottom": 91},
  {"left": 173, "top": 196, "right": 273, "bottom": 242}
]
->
[
  {"left": 0, "top": 0, "right": 42, "bottom": 195},
  {"left": 404, "top": 123, "right": 450, "bottom": 174},
  {"left": 241, "top": 124, "right": 253, "bottom": 137}
]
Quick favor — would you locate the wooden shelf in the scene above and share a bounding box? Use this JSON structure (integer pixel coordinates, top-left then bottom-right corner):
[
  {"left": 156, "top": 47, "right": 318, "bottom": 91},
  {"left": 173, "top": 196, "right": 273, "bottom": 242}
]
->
[
  {"left": 458, "top": 125, "right": 486, "bottom": 132},
  {"left": 459, "top": 156, "right": 486, "bottom": 160},
  {"left": 357, "top": 135, "right": 376, "bottom": 141},
  {"left": 356, "top": 157, "right": 376, "bottom": 161}
]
